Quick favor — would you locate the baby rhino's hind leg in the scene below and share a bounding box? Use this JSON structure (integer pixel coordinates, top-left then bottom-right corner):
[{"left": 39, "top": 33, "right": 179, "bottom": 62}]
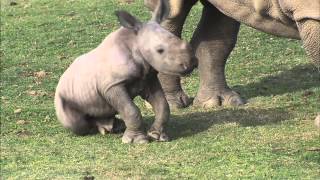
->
[
  {"left": 60, "top": 110, "right": 97, "bottom": 136},
  {"left": 56, "top": 102, "right": 96, "bottom": 135}
]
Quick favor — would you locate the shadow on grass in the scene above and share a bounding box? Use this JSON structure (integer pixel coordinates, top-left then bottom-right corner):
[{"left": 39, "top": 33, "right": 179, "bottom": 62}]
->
[
  {"left": 153, "top": 107, "right": 291, "bottom": 140},
  {"left": 234, "top": 64, "right": 320, "bottom": 99}
]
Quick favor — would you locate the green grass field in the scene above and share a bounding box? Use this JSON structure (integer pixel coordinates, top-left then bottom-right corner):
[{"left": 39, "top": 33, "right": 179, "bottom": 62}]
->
[{"left": 1, "top": 0, "right": 319, "bottom": 179}]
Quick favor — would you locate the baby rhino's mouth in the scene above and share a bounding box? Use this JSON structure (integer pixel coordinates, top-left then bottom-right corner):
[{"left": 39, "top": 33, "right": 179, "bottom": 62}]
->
[
  {"left": 179, "top": 57, "right": 197, "bottom": 76},
  {"left": 160, "top": 56, "right": 197, "bottom": 76},
  {"left": 164, "top": 66, "right": 194, "bottom": 77},
  {"left": 180, "top": 68, "right": 194, "bottom": 77}
]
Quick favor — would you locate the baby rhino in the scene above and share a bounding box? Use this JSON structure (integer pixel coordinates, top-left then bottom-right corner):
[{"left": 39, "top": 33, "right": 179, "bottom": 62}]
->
[{"left": 54, "top": 0, "right": 195, "bottom": 143}]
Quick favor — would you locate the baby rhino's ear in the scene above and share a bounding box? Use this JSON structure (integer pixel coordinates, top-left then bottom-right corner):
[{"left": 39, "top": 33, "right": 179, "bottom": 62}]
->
[{"left": 115, "top": 11, "right": 142, "bottom": 33}]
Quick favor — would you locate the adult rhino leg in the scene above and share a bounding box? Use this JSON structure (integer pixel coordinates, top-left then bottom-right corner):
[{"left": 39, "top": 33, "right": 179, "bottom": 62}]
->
[
  {"left": 192, "top": 1, "right": 245, "bottom": 108},
  {"left": 296, "top": 19, "right": 320, "bottom": 65},
  {"left": 145, "top": 0, "right": 197, "bottom": 35},
  {"left": 145, "top": 0, "right": 198, "bottom": 109},
  {"left": 297, "top": 19, "right": 320, "bottom": 126}
]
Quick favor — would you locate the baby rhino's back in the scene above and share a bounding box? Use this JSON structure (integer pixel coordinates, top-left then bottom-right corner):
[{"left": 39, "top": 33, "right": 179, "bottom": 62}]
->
[
  {"left": 55, "top": 29, "right": 140, "bottom": 117},
  {"left": 55, "top": 53, "right": 114, "bottom": 116}
]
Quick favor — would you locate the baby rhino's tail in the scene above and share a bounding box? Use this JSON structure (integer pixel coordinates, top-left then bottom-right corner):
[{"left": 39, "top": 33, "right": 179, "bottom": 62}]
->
[{"left": 54, "top": 93, "right": 95, "bottom": 135}]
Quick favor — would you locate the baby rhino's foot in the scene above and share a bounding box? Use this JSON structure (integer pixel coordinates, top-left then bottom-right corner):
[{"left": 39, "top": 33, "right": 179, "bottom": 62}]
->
[
  {"left": 96, "top": 117, "right": 126, "bottom": 135},
  {"left": 96, "top": 120, "right": 113, "bottom": 135},
  {"left": 122, "top": 130, "right": 149, "bottom": 144},
  {"left": 148, "top": 127, "right": 169, "bottom": 142}
]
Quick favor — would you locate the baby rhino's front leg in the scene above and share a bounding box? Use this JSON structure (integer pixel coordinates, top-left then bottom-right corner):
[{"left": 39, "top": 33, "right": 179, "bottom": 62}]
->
[
  {"left": 142, "top": 77, "right": 170, "bottom": 142},
  {"left": 104, "top": 85, "right": 149, "bottom": 143}
]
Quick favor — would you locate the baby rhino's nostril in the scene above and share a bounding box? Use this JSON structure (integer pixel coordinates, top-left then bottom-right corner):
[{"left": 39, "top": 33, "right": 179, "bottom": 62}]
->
[
  {"left": 157, "top": 48, "right": 164, "bottom": 54},
  {"left": 183, "top": 64, "right": 188, "bottom": 70},
  {"left": 179, "top": 63, "right": 188, "bottom": 71},
  {"left": 178, "top": 63, "right": 184, "bottom": 69}
]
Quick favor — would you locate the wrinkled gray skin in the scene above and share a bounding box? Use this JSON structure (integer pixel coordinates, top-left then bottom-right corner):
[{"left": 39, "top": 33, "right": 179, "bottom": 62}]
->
[
  {"left": 54, "top": 0, "right": 195, "bottom": 143},
  {"left": 143, "top": 0, "right": 320, "bottom": 109}
]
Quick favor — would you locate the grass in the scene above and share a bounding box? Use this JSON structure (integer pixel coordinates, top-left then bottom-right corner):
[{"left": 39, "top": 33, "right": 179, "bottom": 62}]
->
[{"left": 1, "top": 0, "right": 319, "bottom": 179}]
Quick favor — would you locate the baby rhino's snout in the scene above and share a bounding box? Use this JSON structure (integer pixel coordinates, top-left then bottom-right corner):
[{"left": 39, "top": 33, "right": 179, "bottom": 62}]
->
[
  {"left": 178, "top": 58, "right": 197, "bottom": 76},
  {"left": 178, "top": 41, "right": 197, "bottom": 75}
]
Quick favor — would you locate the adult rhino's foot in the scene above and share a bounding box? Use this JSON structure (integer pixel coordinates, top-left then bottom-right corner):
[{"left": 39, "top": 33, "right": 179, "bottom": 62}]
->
[
  {"left": 194, "top": 89, "right": 245, "bottom": 108},
  {"left": 165, "top": 90, "right": 193, "bottom": 109},
  {"left": 122, "top": 130, "right": 149, "bottom": 144}
]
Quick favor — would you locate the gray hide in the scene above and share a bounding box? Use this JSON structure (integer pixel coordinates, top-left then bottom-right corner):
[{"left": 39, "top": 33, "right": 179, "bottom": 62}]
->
[
  {"left": 54, "top": 0, "right": 196, "bottom": 143},
  {"left": 142, "top": 0, "right": 319, "bottom": 109}
]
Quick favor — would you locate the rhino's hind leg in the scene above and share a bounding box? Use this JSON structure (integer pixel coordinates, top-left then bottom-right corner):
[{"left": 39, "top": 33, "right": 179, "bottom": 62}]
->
[
  {"left": 158, "top": 74, "right": 193, "bottom": 109},
  {"left": 153, "top": 0, "right": 198, "bottom": 109},
  {"left": 296, "top": 19, "right": 320, "bottom": 66},
  {"left": 56, "top": 98, "right": 96, "bottom": 135},
  {"left": 191, "top": 2, "right": 245, "bottom": 108}
]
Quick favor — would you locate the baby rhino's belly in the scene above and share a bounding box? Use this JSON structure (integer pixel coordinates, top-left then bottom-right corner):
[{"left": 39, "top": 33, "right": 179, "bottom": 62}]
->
[
  {"left": 84, "top": 102, "right": 116, "bottom": 118},
  {"left": 82, "top": 96, "right": 116, "bottom": 117}
]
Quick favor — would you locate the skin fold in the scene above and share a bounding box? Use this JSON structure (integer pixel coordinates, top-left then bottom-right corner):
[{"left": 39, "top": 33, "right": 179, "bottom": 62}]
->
[
  {"left": 54, "top": 0, "right": 196, "bottom": 143},
  {"left": 142, "top": 0, "right": 320, "bottom": 109}
]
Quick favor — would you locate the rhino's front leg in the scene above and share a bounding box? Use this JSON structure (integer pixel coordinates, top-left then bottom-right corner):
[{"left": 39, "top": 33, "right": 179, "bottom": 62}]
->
[
  {"left": 191, "top": 2, "right": 245, "bottom": 108},
  {"left": 146, "top": 0, "right": 198, "bottom": 109},
  {"left": 157, "top": 74, "right": 192, "bottom": 109},
  {"left": 104, "top": 85, "right": 149, "bottom": 144},
  {"left": 142, "top": 77, "right": 170, "bottom": 141},
  {"left": 296, "top": 19, "right": 320, "bottom": 65}
]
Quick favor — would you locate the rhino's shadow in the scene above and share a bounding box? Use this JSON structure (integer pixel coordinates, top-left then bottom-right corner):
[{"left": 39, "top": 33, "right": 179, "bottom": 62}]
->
[
  {"left": 233, "top": 64, "right": 320, "bottom": 99},
  {"left": 144, "top": 107, "right": 291, "bottom": 140}
]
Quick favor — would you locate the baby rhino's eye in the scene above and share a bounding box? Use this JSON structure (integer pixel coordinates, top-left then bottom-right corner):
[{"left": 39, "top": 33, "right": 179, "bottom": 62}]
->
[{"left": 157, "top": 48, "right": 164, "bottom": 54}]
